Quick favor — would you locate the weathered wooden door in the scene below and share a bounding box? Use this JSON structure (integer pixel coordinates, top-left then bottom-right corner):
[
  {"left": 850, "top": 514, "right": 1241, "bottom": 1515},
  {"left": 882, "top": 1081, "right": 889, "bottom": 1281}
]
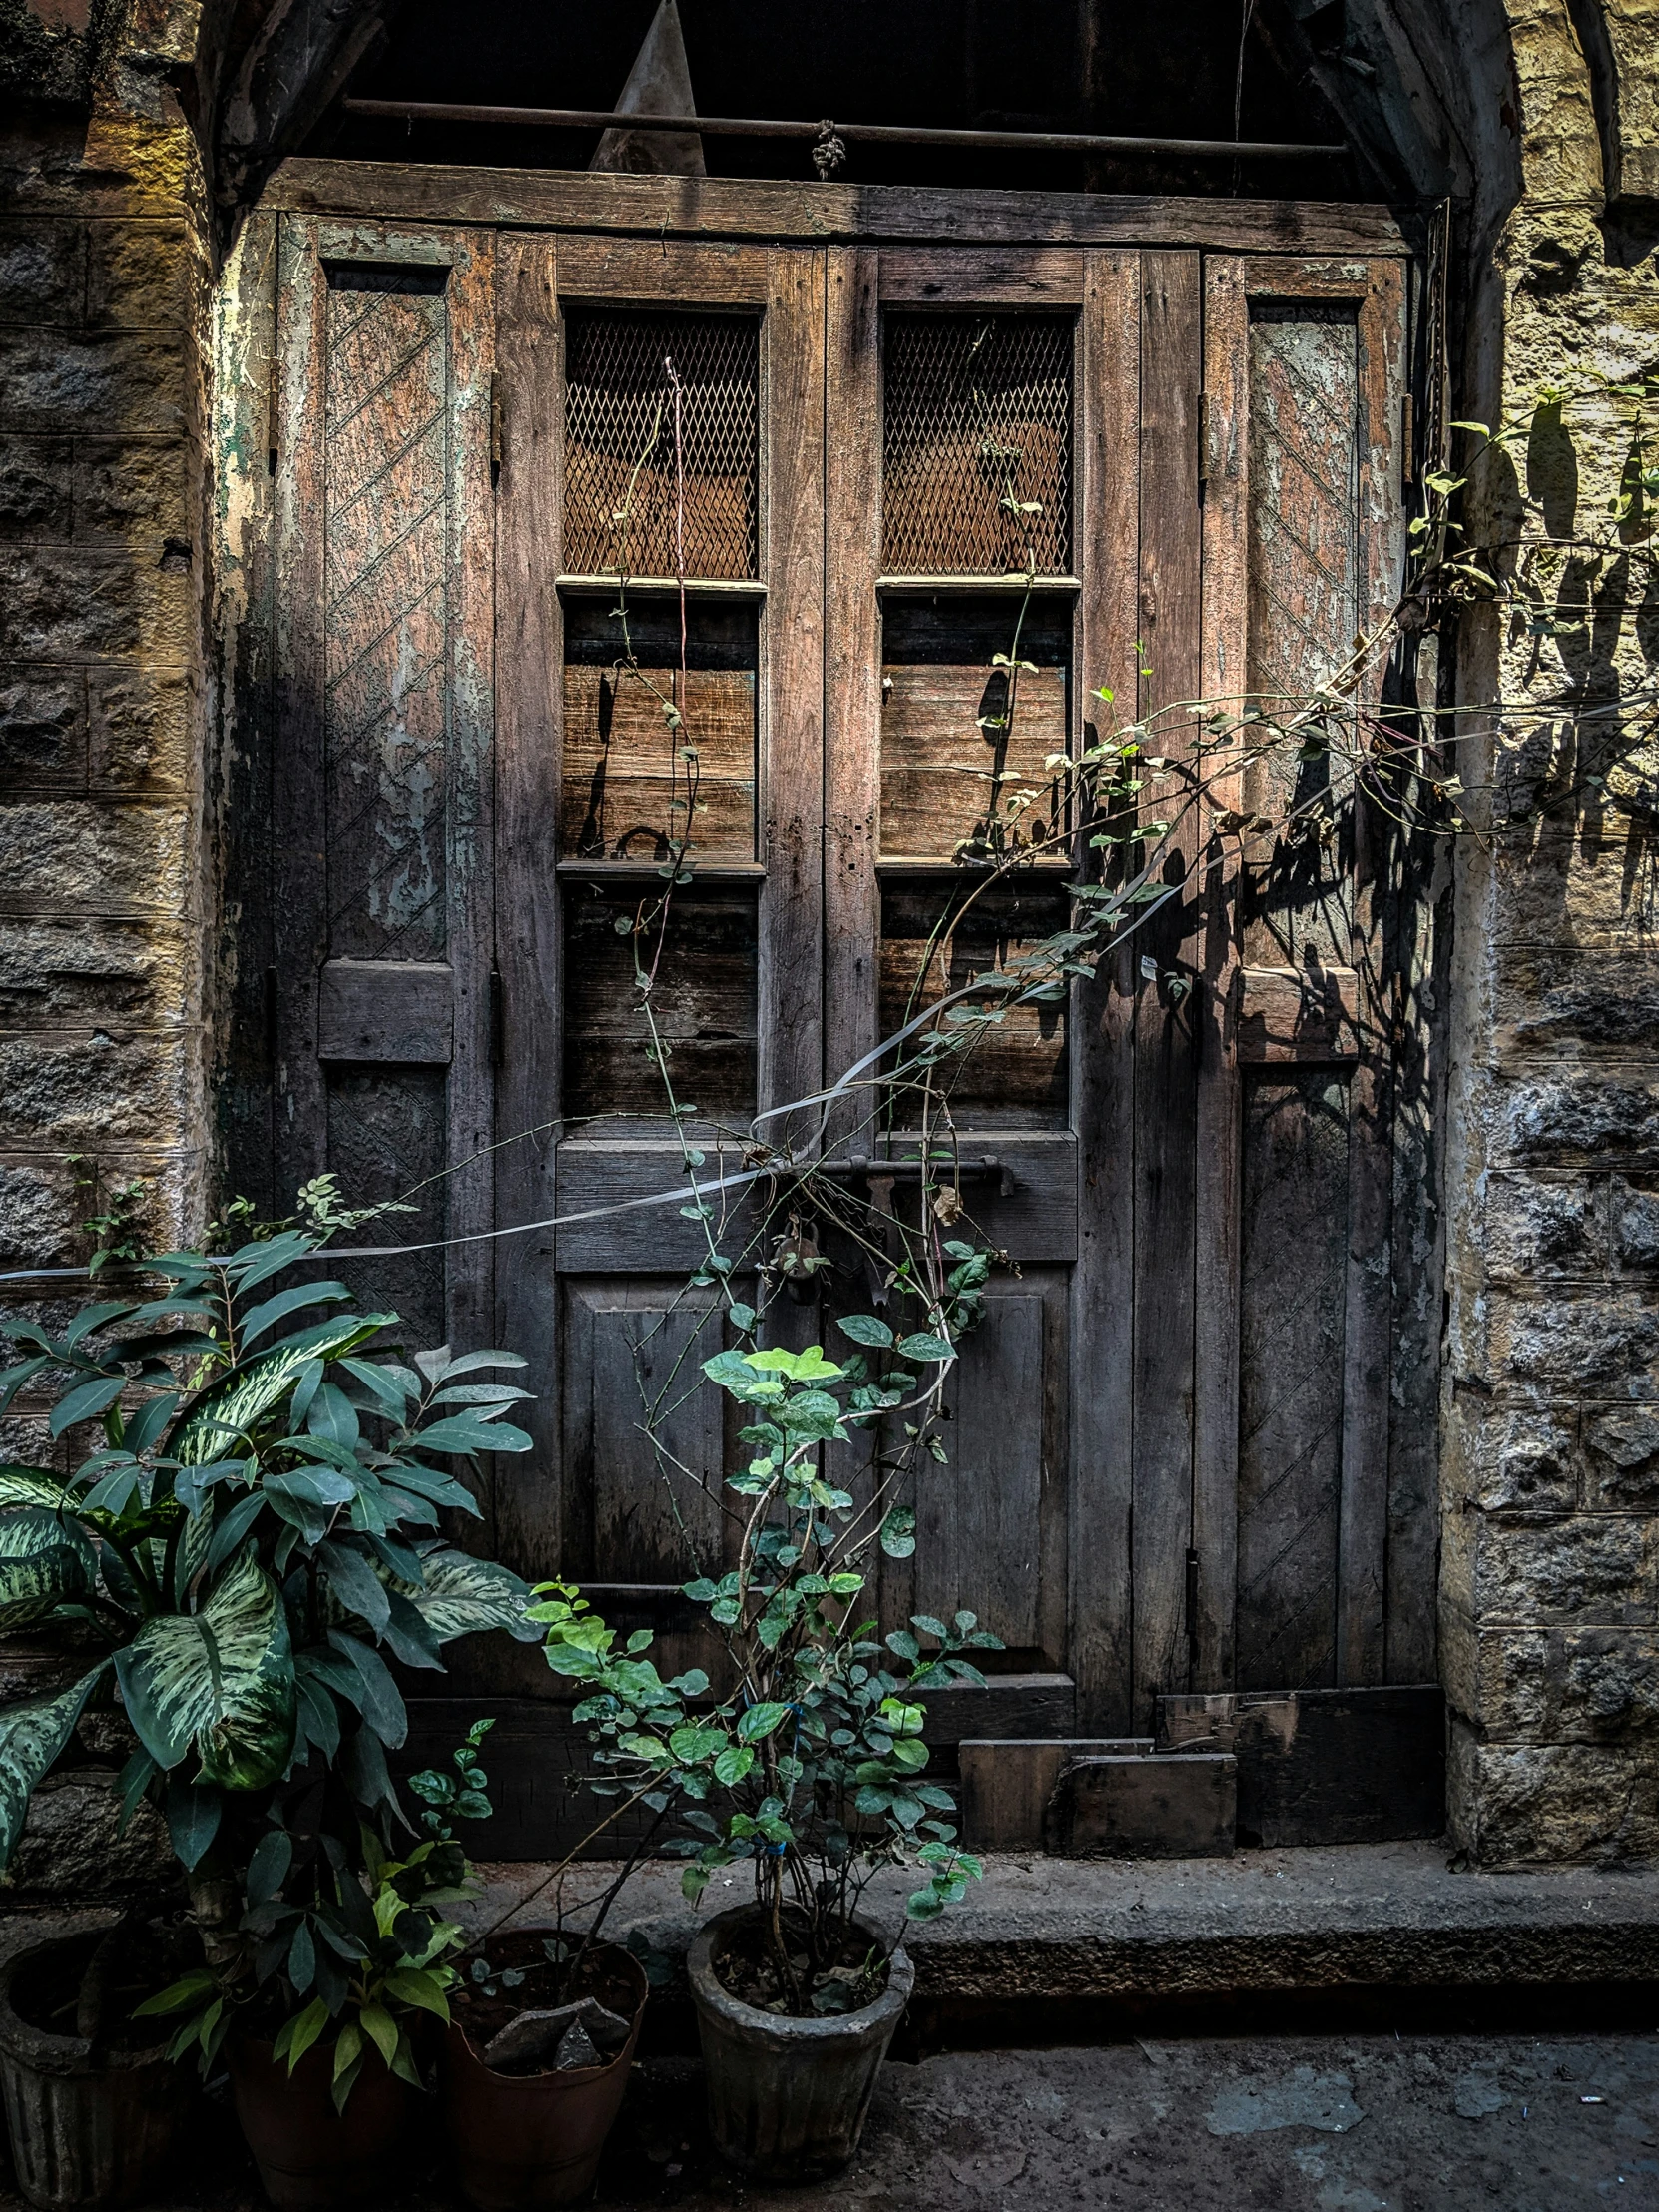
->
[{"left": 261, "top": 190, "right": 1426, "bottom": 1835}]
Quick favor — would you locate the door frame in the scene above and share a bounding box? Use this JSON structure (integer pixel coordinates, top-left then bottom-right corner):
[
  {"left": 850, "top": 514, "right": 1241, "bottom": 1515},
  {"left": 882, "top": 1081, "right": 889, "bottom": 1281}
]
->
[{"left": 237, "top": 160, "right": 1426, "bottom": 1738}]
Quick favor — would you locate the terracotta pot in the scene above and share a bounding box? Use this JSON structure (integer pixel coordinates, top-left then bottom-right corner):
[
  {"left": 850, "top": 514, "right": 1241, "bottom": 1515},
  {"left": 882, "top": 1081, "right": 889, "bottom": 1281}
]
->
[
  {"left": 0, "top": 1936, "right": 194, "bottom": 2212},
  {"left": 687, "top": 1908, "right": 912, "bottom": 2182},
  {"left": 228, "top": 2034, "right": 419, "bottom": 2210},
  {"left": 440, "top": 1947, "right": 648, "bottom": 2212}
]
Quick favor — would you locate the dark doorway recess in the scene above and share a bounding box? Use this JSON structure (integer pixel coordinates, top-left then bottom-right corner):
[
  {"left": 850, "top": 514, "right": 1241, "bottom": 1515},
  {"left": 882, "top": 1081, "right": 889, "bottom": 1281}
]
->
[{"left": 320, "top": 0, "right": 1360, "bottom": 199}]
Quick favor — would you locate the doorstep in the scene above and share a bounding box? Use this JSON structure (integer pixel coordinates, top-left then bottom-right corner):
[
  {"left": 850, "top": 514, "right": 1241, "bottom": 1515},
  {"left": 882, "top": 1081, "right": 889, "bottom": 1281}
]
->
[{"left": 463, "top": 1839, "right": 1659, "bottom": 2010}]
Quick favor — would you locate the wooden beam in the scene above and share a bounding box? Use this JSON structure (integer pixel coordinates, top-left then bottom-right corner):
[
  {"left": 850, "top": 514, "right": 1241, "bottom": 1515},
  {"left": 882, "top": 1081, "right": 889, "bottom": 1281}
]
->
[{"left": 264, "top": 161, "right": 1408, "bottom": 256}]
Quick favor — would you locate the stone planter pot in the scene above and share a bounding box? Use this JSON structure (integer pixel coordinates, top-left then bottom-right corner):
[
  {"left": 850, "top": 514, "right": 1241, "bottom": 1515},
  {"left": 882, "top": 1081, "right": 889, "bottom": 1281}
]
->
[
  {"left": 0, "top": 1935, "right": 194, "bottom": 2212},
  {"left": 228, "top": 2034, "right": 419, "bottom": 2210},
  {"left": 687, "top": 1908, "right": 912, "bottom": 2182},
  {"left": 440, "top": 1946, "right": 648, "bottom": 2210}
]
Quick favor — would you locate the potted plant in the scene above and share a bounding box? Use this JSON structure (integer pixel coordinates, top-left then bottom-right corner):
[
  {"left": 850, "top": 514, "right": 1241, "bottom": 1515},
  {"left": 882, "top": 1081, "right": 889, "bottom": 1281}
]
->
[
  {"left": 0, "top": 1209, "right": 542, "bottom": 2204},
  {"left": 433, "top": 1584, "right": 661, "bottom": 2212},
  {"left": 0, "top": 1918, "right": 198, "bottom": 2212},
  {"left": 144, "top": 1722, "right": 499, "bottom": 2209},
  {"left": 543, "top": 1318, "right": 1000, "bottom": 2183}
]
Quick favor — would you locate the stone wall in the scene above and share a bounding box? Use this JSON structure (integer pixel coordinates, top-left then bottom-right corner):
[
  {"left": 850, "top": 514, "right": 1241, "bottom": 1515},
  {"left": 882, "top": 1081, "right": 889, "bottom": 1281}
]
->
[
  {"left": 0, "top": 28, "right": 212, "bottom": 1392},
  {"left": 2, "top": 0, "right": 1659, "bottom": 1863},
  {"left": 1440, "top": 0, "right": 1659, "bottom": 1862}
]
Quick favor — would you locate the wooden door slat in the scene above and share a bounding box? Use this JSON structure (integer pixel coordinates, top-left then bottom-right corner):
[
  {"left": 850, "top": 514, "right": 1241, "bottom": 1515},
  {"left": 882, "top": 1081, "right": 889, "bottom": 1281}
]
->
[
  {"left": 1130, "top": 249, "right": 1204, "bottom": 1731},
  {"left": 758, "top": 248, "right": 827, "bottom": 1136},
  {"left": 823, "top": 246, "right": 881, "bottom": 1156},
  {"left": 1191, "top": 252, "right": 1248, "bottom": 1698},
  {"left": 490, "top": 230, "right": 563, "bottom": 1595},
  {"left": 1070, "top": 246, "right": 1141, "bottom": 1734}
]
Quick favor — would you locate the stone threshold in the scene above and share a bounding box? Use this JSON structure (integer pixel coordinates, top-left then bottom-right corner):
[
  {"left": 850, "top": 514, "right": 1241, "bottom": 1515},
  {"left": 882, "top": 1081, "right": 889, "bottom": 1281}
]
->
[{"left": 465, "top": 1839, "right": 1659, "bottom": 2007}]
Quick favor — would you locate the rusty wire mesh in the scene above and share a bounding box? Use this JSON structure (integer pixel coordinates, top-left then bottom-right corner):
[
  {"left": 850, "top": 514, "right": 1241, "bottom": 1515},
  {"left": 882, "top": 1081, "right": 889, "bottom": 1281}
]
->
[
  {"left": 563, "top": 311, "right": 759, "bottom": 578},
  {"left": 882, "top": 314, "right": 1073, "bottom": 575}
]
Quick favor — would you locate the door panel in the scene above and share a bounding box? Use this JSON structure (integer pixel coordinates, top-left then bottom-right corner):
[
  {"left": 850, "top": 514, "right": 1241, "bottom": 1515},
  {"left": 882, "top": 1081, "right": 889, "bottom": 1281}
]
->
[
  {"left": 273, "top": 217, "right": 495, "bottom": 1361},
  {"left": 1201, "top": 252, "right": 1405, "bottom": 1708},
  {"left": 492, "top": 236, "right": 826, "bottom": 1667}
]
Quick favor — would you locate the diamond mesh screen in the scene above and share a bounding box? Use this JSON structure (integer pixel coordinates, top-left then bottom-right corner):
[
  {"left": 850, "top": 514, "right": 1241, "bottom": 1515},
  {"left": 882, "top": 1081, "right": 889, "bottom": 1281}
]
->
[
  {"left": 564, "top": 311, "right": 759, "bottom": 578},
  {"left": 883, "top": 315, "right": 1073, "bottom": 576}
]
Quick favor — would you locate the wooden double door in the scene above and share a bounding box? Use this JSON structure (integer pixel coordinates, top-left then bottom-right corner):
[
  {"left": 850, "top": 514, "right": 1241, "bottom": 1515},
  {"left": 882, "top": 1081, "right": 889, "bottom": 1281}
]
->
[{"left": 261, "top": 195, "right": 1424, "bottom": 1760}]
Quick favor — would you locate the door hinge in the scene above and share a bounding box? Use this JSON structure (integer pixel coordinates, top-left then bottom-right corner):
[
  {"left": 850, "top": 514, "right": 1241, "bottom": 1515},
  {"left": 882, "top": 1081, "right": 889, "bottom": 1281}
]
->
[
  {"left": 489, "top": 372, "right": 503, "bottom": 479},
  {"left": 489, "top": 967, "right": 504, "bottom": 1067}
]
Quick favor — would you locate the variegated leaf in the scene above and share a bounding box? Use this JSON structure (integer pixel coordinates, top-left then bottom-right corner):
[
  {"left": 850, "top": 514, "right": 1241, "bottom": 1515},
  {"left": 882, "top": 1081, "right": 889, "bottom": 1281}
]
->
[
  {"left": 0, "top": 1466, "right": 75, "bottom": 1514},
  {"left": 399, "top": 1549, "right": 535, "bottom": 1644},
  {"left": 170, "top": 1314, "right": 393, "bottom": 1468},
  {"left": 0, "top": 1509, "right": 94, "bottom": 1630},
  {"left": 114, "top": 1551, "right": 295, "bottom": 1789},
  {"left": 0, "top": 1664, "right": 108, "bottom": 1866}
]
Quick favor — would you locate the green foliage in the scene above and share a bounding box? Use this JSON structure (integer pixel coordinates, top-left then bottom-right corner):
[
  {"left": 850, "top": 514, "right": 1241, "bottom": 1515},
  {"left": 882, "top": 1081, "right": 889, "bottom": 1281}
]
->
[
  {"left": 139, "top": 1732, "right": 491, "bottom": 2109},
  {"left": 541, "top": 1314, "right": 998, "bottom": 2014},
  {"left": 0, "top": 1230, "right": 538, "bottom": 2106}
]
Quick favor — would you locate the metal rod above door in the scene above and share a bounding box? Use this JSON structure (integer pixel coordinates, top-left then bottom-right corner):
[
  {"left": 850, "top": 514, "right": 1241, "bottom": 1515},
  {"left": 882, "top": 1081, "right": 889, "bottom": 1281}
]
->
[{"left": 340, "top": 99, "right": 1346, "bottom": 164}]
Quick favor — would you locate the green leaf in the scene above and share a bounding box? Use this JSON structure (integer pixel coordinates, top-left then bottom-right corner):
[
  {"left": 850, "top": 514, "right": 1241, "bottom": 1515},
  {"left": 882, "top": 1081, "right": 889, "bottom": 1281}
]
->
[
  {"left": 0, "top": 1663, "right": 107, "bottom": 1867},
  {"left": 382, "top": 1968, "right": 451, "bottom": 2020},
  {"left": 744, "top": 1345, "right": 842, "bottom": 1382},
  {"left": 165, "top": 1777, "right": 222, "bottom": 1869},
  {"left": 358, "top": 2003, "right": 399, "bottom": 2070},
  {"left": 0, "top": 1535, "right": 89, "bottom": 1633},
  {"left": 327, "top": 1634, "right": 407, "bottom": 1750},
  {"left": 879, "top": 1507, "right": 917, "bottom": 1560},
  {"left": 288, "top": 1921, "right": 316, "bottom": 1993},
  {"left": 238, "top": 1284, "right": 350, "bottom": 1349},
  {"left": 0, "top": 1467, "right": 75, "bottom": 1514},
  {"left": 170, "top": 1314, "right": 392, "bottom": 1468},
  {"left": 736, "top": 1701, "right": 792, "bottom": 1744},
  {"left": 836, "top": 1314, "right": 894, "bottom": 1350},
  {"left": 777, "top": 1389, "right": 844, "bottom": 1441},
  {"left": 713, "top": 1744, "right": 754, "bottom": 1786},
  {"left": 49, "top": 1374, "right": 125, "bottom": 1438},
  {"left": 247, "top": 1827, "right": 293, "bottom": 1904},
  {"left": 317, "top": 1540, "right": 391, "bottom": 1633},
  {"left": 134, "top": 1970, "right": 219, "bottom": 2018},
  {"left": 281, "top": 1996, "right": 330, "bottom": 2072},
  {"left": 701, "top": 1349, "right": 784, "bottom": 1403},
  {"left": 896, "top": 1333, "right": 955, "bottom": 1363},
  {"left": 398, "top": 1548, "right": 534, "bottom": 1644},
  {"left": 413, "top": 1414, "right": 532, "bottom": 1456},
  {"left": 205, "top": 1488, "right": 266, "bottom": 1575},
  {"left": 114, "top": 1552, "right": 295, "bottom": 1788},
  {"left": 306, "top": 1382, "right": 359, "bottom": 1450}
]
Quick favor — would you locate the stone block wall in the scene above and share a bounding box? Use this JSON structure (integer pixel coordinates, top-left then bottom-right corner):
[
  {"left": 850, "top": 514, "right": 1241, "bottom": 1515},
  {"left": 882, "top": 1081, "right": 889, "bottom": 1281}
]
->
[
  {"left": 0, "top": 86, "right": 211, "bottom": 1352},
  {"left": 1440, "top": 0, "right": 1659, "bottom": 1862}
]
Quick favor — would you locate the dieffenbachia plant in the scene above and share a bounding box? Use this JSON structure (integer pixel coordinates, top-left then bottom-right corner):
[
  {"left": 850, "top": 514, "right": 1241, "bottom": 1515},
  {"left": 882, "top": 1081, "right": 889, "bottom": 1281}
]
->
[{"left": 0, "top": 1230, "right": 538, "bottom": 1887}]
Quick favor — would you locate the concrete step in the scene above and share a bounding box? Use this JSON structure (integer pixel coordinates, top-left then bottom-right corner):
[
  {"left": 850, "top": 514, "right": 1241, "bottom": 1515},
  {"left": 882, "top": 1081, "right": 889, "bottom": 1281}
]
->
[{"left": 464, "top": 1841, "right": 1659, "bottom": 2023}]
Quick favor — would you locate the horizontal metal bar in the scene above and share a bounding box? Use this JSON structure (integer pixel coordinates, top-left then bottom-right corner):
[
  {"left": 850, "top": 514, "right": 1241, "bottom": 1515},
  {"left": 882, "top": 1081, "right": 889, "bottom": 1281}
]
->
[
  {"left": 341, "top": 99, "right": 1346, "bottom": 162},
  {"left": 555, "top": 859, "right": 767, "bottom": 878},
  {"left": 876, "top": 573, "right": 1082, "bottom": 592},
  {"left": 555, "top": 573, "right": 766, "bottom": 595}
]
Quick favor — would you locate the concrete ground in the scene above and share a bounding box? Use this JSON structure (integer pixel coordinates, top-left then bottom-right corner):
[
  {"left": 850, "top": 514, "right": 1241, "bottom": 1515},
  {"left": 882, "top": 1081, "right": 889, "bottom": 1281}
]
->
[
  {"left": 5, "top": 2025, "right": 1656, "bottom": 2211},
  {"left": 592, "top": 2030, "right": 1659, "bottom": 2210}
]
